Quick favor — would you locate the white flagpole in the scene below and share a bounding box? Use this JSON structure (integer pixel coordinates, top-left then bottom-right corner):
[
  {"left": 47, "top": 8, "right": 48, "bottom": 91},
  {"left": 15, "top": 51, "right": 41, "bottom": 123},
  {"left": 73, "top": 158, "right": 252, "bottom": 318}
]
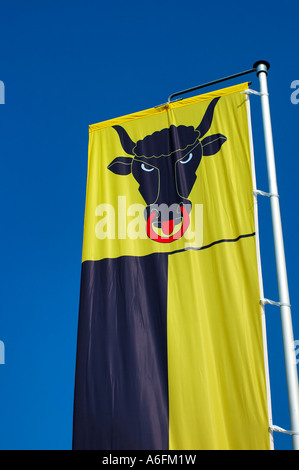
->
[{"left": 254, "top": 61, "right": 299, "bottom": 449}]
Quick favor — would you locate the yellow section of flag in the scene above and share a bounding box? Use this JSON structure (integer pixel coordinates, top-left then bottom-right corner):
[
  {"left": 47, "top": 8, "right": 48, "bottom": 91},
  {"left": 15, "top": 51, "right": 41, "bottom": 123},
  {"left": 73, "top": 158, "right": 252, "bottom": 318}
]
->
[
  {"left": 167, "top": 236, "right": 270, "bottom": 449},
  {"left": 82, "top": 82, "right": 254, "bottom": 262}
]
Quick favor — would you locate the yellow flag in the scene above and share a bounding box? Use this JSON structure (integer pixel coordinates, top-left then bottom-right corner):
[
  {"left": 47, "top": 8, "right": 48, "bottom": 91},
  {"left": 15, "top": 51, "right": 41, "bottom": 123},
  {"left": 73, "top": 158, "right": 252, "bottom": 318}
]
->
[{"left": 73, "top": 83, "right": 271, "bottom": 450}]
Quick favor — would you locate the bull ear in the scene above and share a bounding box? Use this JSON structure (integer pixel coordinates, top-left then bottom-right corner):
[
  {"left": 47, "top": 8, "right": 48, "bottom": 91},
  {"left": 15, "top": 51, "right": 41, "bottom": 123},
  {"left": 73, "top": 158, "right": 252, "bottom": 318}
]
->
[
  {"left": 201, "top": 133, "right": 227, "bottom": 156},
  {"left": 107, "top": 156, "right": 133, "bottom": 175}
]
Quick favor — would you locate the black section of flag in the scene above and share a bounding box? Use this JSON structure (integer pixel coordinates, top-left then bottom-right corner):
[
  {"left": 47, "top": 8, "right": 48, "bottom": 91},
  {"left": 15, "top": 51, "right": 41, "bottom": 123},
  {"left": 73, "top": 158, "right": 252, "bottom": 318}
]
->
[{"left": 73, "top": 254, "right": 169, "bottom": 450}]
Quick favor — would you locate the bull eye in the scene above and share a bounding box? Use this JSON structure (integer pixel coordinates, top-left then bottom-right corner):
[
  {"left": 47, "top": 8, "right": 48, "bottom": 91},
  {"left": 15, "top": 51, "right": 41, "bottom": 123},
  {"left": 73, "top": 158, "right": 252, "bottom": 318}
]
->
[
  {"left": 179, "top": 153, "right": 193, "bottom": 164},
  {"left": 141, "top": 163, "right": 155, "bottom": 172}
]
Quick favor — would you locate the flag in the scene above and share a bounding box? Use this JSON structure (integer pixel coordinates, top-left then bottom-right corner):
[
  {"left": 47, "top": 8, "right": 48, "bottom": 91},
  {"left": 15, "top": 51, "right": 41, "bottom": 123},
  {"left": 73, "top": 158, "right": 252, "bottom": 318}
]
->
[{"left": 73, "top": 83, "right": 271, "bottom": 450}]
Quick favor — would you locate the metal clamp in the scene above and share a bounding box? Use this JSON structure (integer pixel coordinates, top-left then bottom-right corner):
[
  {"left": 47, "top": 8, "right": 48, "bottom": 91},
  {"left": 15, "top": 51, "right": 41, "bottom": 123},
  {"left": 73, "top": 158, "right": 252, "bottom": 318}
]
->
[
  {"left": 270, "top": 425, "right": 299, "bottom": 436},
  {"left": 253, "top": 189, "right": 279, "bottom": 198},
  {"left": 241, "top": 88, "right": 269, "bottom": 97},
  {"left": 261, "top": 298, "right": 291, "bottom": 308}
]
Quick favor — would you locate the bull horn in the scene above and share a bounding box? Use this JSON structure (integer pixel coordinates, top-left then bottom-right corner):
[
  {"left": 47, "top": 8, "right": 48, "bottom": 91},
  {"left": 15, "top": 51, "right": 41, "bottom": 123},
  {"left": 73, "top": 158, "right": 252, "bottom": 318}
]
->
[
  {"left": 196, "top": 97, "right": 220, "bottom": 138},
  {"left": 113, "top": 125, "right": 136, "bottom": 156}
]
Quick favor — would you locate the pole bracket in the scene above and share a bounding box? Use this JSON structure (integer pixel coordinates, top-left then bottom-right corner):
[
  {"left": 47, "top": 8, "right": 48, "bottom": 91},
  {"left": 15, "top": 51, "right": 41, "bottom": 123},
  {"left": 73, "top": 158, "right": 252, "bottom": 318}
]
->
[
  {"left": 270, "top": 425, "right": 299, "bottom": 436},
  {"left": 253, "top": 189, "right": 279, "bottom": 198},
  {"left": 261, "top": 298, "right": 291, "bottom": 308},
  {"left": 241, "top": 89, "right": 269, "bottom": 97}
]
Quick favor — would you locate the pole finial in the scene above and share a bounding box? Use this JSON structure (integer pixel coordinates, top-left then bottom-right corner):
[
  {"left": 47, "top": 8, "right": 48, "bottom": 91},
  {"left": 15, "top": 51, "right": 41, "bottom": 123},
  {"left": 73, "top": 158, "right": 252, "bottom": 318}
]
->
[{"left": 253, "top": 60, "right": 270, "bottom": 75}]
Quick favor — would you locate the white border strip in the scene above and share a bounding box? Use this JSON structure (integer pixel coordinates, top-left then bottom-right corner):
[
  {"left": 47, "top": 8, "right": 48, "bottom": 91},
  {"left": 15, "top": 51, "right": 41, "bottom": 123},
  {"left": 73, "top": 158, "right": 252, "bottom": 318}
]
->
[{"left": 245, "top": 93, "right": 274, "bottom": 450}]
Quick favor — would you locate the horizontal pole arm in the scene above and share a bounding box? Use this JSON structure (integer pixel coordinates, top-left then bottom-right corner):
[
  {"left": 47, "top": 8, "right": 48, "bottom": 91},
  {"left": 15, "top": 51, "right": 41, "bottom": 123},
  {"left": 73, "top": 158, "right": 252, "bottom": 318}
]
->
[{"left": 167, "top": 68, "right": 256, "bottom": 103}]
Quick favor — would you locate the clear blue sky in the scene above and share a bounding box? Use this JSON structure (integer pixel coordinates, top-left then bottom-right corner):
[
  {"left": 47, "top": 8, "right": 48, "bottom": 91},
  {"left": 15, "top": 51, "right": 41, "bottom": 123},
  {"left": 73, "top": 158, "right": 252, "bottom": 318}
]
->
[{"left": 0, "top": 0, "right": 298, "bottom": 450}]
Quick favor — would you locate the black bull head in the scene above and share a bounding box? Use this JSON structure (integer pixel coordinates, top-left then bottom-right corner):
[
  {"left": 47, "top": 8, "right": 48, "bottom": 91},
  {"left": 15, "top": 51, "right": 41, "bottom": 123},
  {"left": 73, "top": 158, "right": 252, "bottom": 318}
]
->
[{"left": 108, "top": 97, "right": 227, "bottom": 242}]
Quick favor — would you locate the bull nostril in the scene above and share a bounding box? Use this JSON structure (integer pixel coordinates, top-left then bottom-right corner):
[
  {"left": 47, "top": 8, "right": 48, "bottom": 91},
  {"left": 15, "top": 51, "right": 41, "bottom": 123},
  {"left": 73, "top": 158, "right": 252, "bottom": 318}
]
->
[
  {"left": 145, "top": 202, "right": 191, "bottom": 228},
  {"left": 144, "top": 206, "right": 160, "bottom": 226}
]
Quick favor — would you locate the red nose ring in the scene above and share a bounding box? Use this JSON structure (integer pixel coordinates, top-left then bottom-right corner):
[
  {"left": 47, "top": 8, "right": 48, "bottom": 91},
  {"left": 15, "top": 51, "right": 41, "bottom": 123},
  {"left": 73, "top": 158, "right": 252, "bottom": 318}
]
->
[
  {"left": 161, "top": 219, "right": 175, "bottom": 235},
  {"left": 146, "top": 206, "right": 190, "bottom": 243}
]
